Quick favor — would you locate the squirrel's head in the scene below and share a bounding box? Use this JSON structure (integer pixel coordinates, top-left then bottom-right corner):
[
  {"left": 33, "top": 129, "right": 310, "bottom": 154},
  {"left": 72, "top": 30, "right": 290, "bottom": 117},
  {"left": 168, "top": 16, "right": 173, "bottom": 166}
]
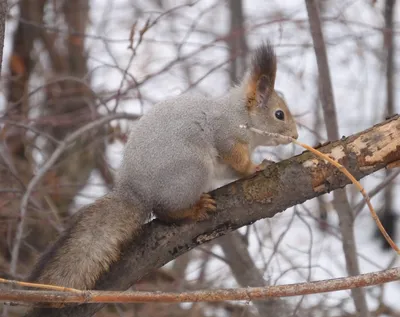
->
[{"left": 244, "top": 42, "right": 298, "bottom": 146}]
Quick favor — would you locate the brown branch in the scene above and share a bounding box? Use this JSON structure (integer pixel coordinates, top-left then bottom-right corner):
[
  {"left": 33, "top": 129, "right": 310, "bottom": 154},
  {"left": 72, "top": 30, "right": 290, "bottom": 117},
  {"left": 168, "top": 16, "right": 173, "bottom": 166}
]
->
[
  {"left": 23, "top": 115, "right": 400, "bottom": 317},
  {"left": 3, "top": 266, "right": 400, "bottom": 305},
  {"left": 243, "top": 125, "right": 398, "bottom": 253}
]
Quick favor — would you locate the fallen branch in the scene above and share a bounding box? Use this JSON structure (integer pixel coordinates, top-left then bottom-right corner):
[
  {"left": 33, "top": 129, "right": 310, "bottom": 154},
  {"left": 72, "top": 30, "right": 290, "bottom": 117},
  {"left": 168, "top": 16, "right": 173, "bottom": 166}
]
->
[{"left": 24, "top": 115, "right": 400, "bottom": 317}]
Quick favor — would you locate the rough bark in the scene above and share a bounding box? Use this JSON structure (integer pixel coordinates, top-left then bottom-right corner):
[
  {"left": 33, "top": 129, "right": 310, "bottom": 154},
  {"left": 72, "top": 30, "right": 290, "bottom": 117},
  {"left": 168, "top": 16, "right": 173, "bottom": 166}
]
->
[{"left": 25, "top": 115, "right": 400, "bottom": 317}]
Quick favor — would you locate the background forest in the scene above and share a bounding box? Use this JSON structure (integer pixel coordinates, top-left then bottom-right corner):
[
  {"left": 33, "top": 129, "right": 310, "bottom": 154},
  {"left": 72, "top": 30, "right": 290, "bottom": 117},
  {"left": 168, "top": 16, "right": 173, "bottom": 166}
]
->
[{"left": 0, "top": 0, "right": 399, "bottom": 316}]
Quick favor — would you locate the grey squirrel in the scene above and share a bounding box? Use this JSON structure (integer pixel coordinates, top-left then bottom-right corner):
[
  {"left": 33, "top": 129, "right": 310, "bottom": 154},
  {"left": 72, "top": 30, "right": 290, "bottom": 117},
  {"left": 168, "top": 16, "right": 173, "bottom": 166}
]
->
[{"left": 28, "top": 42, "right": 298, "bottom": 293}]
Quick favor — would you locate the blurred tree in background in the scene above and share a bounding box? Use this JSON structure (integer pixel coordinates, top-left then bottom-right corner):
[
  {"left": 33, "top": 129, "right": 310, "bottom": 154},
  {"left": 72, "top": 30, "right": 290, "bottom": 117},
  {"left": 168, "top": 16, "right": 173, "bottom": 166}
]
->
[{"left": 0, "top": 0, "right": 399, "bottom": 316}]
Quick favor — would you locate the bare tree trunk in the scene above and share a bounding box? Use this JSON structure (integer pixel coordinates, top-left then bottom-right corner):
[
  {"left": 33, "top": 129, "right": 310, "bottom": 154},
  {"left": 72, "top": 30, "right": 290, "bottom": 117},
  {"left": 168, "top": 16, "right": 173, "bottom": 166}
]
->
[
  {"left": 384, "top": 0, "right": 395, "bottom": 117},
  {"left": 40, "top": 0, "right": 105, "bottom": 218},
  {"left": 0, "top": 0, "right": 7, "bottom": 280},
  {"left": 219, "top": 234, "right": 290, "bottom": 316},
  {"left": 378, "top": 0, "right": 397, "bottom": 250},
  {"left": 0, "top": 0, "right": 50, "bottom": 276},
  {"left": 0, "top": 0, "right": 6, "bottom": 74},
  {"left": 0, "top": 0, "right": 106, "bottom": 282},
  {"left": 221, "top": 2, "right": 291, "bottom": 316},
  {"left": 227, "top": 0, "right": 247, "bottom": 84},
  {"left": 304, "top": 1, "right": 369, "bottom": 316}
]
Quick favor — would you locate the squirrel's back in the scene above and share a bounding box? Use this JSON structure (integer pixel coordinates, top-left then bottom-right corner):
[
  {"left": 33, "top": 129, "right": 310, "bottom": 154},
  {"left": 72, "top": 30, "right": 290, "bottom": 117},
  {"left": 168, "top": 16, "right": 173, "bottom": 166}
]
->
[{"left": 115, "top": 91, "right": 248, "bottom": 210}]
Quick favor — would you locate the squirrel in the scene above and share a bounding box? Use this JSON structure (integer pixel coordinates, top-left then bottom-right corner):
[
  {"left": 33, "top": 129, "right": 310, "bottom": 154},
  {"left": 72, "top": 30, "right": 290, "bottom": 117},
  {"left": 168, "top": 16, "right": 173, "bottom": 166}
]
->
[{"left": 27, "top": 42, "right": 298, "bottom": 293}]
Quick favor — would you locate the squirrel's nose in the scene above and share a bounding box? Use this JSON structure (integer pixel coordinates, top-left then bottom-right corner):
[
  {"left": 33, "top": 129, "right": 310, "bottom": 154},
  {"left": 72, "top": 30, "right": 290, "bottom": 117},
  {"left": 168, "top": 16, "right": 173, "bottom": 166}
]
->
[{"left": 292, "top": 130, "right": 299, "bottom": 140}]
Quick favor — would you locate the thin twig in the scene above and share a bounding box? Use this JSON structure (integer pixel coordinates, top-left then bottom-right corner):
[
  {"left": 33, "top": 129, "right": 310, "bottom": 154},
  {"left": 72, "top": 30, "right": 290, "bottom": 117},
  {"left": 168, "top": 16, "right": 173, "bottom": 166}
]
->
[{"left": 0, "top": 278, "right": 81, "bottom": 293}]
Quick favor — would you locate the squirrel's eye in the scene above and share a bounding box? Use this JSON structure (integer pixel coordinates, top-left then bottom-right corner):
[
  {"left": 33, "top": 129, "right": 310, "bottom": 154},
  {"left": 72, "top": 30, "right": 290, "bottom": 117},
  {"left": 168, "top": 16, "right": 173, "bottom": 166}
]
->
[{"left": 275, "top": 110, "right": 285, "bottom": 121}]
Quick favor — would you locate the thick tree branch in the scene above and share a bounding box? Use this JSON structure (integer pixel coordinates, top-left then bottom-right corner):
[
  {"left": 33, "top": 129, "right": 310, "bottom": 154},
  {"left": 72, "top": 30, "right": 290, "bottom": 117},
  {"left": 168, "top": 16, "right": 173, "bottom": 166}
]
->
[{"left": 25, "top": 115, "right": 400, "bottom": 317}]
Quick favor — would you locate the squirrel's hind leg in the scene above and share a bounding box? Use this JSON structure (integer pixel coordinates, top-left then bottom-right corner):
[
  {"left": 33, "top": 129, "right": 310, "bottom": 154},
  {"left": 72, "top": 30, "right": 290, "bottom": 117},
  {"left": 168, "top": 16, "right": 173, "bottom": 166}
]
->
[
  {"left": 153, "top": 159, "right": 216, "bottom": 223},
  {"left": 156, "top": 193, "right": 217, "bottom": 223}
]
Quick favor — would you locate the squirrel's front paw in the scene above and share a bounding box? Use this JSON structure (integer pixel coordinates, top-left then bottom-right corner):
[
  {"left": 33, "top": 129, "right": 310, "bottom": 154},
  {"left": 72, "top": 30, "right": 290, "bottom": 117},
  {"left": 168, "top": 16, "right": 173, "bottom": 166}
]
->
[{"left": 255, "top": 159, "right": 275, "bottom": 172}]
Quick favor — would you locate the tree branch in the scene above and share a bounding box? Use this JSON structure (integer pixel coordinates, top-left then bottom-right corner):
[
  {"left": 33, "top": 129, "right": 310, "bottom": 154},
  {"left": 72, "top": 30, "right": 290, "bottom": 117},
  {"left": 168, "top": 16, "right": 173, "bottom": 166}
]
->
[
  {"left": 4, "top": 266, "right": 400, "bottom": 304},
  {"left": 25, "top": 115, "right": 400, "bottom": 317}
]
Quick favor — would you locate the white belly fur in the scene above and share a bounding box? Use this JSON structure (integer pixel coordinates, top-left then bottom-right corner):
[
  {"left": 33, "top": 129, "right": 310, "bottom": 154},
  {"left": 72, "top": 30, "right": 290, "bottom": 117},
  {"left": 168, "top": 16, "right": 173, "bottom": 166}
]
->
[{"left": 206, "top": 147, "right": 238, "bottom": 191}]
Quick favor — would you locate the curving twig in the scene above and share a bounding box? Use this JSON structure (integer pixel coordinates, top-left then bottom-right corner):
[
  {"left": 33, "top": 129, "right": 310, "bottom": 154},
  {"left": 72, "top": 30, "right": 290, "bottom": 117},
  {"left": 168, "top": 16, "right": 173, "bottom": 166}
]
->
[{"left": 241, "top": 124, "right": 400, "bottom": 255}]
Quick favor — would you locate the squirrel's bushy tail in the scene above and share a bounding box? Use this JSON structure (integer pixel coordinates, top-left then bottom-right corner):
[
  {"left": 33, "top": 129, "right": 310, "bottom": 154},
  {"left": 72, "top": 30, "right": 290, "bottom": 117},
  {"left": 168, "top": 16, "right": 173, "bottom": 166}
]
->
[{"left": 28, "top": 192, "right": 146, "bottom": 290}]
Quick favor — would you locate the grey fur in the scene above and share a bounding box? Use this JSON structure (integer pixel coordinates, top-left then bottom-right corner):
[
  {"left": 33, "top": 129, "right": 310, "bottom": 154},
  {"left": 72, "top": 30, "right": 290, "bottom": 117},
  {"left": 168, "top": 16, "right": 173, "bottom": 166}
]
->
[
  {"left": 116, "top": 79, "right": 298, "bottom": 210},
  {"left": 29, "top": 193, "right": 147, "bottom": 291},
  {"left": 29, "top": 43, "right": 298, "bottom": 292}
]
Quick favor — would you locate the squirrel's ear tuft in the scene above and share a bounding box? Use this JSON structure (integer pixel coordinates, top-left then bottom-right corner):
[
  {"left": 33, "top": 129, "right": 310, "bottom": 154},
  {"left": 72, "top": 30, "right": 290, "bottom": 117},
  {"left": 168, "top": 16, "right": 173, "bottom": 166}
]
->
[{"left": 246, "top": 42, "right": 277, "bottom": 110}]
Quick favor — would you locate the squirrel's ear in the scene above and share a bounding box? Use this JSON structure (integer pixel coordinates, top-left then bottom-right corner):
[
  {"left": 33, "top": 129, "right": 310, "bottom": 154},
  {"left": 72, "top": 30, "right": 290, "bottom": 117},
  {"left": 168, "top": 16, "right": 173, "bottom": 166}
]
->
[{"left": 245, "top": 42, "right": 277, "bottom": 110}]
